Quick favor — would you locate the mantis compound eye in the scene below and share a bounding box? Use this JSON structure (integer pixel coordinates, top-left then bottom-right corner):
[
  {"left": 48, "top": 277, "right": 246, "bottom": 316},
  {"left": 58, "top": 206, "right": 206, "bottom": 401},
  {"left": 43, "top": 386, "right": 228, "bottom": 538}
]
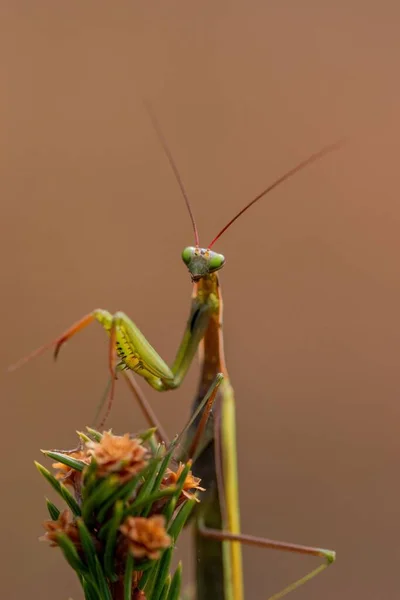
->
[
  {"left": 182, "top": 246, "right": 196, "bottom": 265},
  {"left": 207, "top": 251, "right": 225, "bottom": 272}
]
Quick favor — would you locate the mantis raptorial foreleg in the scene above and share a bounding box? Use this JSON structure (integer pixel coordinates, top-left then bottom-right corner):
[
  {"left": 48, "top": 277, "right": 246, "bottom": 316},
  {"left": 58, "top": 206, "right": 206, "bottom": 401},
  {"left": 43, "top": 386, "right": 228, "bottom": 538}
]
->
[{"left": 9, "top": 297, "right": 216, "bottom": 426}]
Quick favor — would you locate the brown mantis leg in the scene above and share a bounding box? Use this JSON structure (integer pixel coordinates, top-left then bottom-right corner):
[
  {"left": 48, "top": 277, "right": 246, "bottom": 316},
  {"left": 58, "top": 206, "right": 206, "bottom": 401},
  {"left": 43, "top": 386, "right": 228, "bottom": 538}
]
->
[{"left": 199, "top": 522, "right": 335, "bottom": 600}]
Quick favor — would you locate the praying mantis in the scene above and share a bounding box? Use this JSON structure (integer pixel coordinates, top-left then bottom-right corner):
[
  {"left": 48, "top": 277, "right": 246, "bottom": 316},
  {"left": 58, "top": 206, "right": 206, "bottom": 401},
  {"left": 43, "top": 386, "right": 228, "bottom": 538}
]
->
[{"left": 11, "top": 109, "right": 343, "bottom": 599}]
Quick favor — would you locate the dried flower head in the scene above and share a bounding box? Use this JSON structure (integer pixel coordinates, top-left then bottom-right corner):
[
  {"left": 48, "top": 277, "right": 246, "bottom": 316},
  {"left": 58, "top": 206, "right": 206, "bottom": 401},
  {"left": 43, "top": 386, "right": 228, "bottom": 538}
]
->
[
  {"left": 120, "top": 515, "right": 171, "bottom": 560},
  {"left": 86, "top": 432, "right": 148, "bottom": 482},
  {"left": 163, "top": 462, "right": 205, "bottom": 502},
  {"left": 52, "top": 448, "right": 90, "bottom": 487},
  {"left": 40, "top": 509, "right": 79, "bottom": 547}
]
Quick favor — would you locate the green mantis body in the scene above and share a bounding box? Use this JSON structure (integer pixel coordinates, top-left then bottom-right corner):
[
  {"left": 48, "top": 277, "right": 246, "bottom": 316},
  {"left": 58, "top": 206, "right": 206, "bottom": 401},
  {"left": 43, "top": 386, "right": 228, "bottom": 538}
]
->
[{"left": 11, "top": 123, "right": 343, "bottom": 599}]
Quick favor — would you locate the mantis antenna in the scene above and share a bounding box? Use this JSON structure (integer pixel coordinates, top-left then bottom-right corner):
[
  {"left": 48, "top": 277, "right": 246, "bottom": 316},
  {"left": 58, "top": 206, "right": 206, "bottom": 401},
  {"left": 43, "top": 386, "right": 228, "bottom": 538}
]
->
[
  {"left": 208, "top": 138, "right": 346, "bottom": 249},
  {"left": 144, "top": 101, "right": 201, "bottom": 247}
]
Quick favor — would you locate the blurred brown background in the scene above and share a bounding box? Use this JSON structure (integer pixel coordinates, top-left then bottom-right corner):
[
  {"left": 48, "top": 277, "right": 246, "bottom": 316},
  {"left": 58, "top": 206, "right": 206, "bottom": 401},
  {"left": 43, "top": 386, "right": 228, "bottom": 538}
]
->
[{"left": 1, "top": 1, "right": 400, "bottom": 599}]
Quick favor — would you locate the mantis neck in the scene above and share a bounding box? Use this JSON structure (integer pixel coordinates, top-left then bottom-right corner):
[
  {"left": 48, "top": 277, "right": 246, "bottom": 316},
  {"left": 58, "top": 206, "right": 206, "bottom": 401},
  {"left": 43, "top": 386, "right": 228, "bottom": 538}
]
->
[{"left": 194, "top": 272, "right": 228, "bottom": 392}]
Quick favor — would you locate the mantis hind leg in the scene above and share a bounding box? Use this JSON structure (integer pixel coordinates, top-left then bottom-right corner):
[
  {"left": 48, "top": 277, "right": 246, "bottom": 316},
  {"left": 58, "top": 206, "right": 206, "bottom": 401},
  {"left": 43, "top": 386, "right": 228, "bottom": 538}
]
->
[{"left": 199, "top": 522, "right": 335, "bottom": 600}]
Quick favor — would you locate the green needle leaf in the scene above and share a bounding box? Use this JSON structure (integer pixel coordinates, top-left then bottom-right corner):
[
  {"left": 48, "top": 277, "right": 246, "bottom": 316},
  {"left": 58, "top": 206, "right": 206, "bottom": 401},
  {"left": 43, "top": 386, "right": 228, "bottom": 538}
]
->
[
  {"left": 168, "top": 498, "right": 197, "bottom": 541},
  {"left": 103, "top": 500, "right": 124, "bottom": 581},
  {"left": 98, "top": 468, "right": 147, "bottom": 523},
  {"left": 127, "top": 487, "right": 176, "bottom": 516},
  {"left": 82, "top": 578, "right": 100, "bottom": 600},
  {"left": 137, "top": 427, "right": 158, "bottom": 443},
  {"left": 159, "top": 575, "right": 171, "bottom": 600},
  {"left": 81, "top": 476, "right": 119, "bottom": 522},
  {"left": 46, "top": 498, "right": 61, "bottom": 521},
  {"left": 55, "top": 532, "right": 86, "bottom": 573},
  {"left": 76, "top": 519, "right": 99, "bottom": 584},
  {"left": 35, "top": 462, "right": 81, "bottom": 516},
  {"left": 86, "top": 427, "right": 103, "bottom": 442},
  {"left": 167, "top": 563, "right": 182, "bottom": 600},
  {"left": 150, "top": 548, "right": 173, "bottom": 600},
  {"left": 124, "top": 553, "right": 134, "bottom": 600},
  {"left": 43, "top": 450, "right": 86, "bottom": 472},
  {"left": 132, "top": 451, "right": 163, "bottom": 512}
]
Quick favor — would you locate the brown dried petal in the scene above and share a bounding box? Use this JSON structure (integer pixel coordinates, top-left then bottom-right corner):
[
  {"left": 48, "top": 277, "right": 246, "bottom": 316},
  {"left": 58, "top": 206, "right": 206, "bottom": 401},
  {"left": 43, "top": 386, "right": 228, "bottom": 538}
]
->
[
  {"left": 40, "top": 509, "right": 79, "bottom": 547},
  {"left": 163, "top": 462, "right": 205, "bottom": 502},
  {"left": 120, "top": 515, "right": 171, "bottom": 560},
  {"left": 86, "top": 432, "right": 148, "bottom": 481}
]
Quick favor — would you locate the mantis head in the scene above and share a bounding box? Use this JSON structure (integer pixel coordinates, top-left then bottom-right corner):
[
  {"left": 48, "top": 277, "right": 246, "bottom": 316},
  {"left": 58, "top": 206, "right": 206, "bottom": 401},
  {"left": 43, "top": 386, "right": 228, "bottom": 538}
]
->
[{"left": 182, "top": 246, "right": 225, "bottom": 282}]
